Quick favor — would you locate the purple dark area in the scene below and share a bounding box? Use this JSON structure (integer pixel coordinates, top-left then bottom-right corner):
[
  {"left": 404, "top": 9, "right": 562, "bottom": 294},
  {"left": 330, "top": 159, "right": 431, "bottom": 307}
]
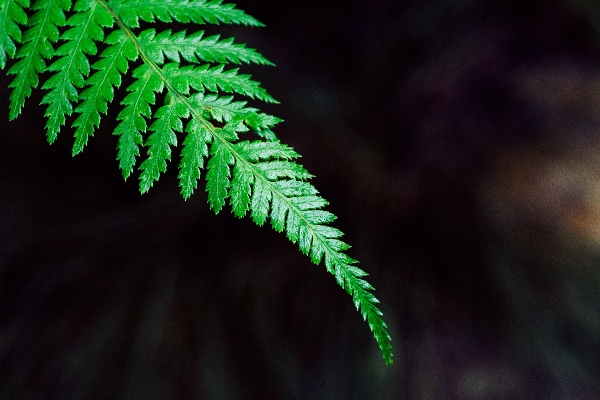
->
[{"left": 1, "top": 0, "right": 600, "bottom": 398}]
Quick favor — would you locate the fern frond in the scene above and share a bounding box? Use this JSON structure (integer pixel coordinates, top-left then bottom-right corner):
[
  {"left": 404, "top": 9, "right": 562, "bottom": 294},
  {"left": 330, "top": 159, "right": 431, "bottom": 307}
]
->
[
  {"left": 244, "top": 112, "right": 281, "bottom": 141},
  {"left": 186, "top": 91, "right": 254, "bottom": 122},
  {"left": 163, "top": 63, "right": 277, "bottom": 102},
  {"left": 200, "top": 135, "right": 394, "bottom": 363},
  {"left": 71, "top": 29, "right": 135, "bottom": 154},
  {"left": 234, "top": 140, "right": 300, "bottom": 161},
  {"left": 40, "top": 0, "right": 112, "bottom": 142},
  {"left": 139, "top": 95, "right": 188, "bottom": 192},
  {"left": 255, "top": 161, "right": 313, "bottom": 181},
  {"left": 2, "top": 0, "right": 394, "bottom": 364},
  {"left": 139, "top": 29, "right": 273, "bottom": 66},
  {"left": 250, "top": 175, "right": 271, "bottom": 226},
  {"left": 110, "top": 0, "right": 264, "bottom": 29},
  {"left": 113, "top": 63, "right": 162, "bottom": 179},
  {"left": 178, "top": 118, "right": 211, "bottom": 199},
  {"left": 206, "top": 137, "right": 234, "bottom": 213},
  {"left": 7, "top": 0, "right": 69, "bottom": 119},
  {"left": 229, "top": 161, "right": 252, "bottom": 217},
  {"left": 187, "top": 93, "right": 281, "bottom": 141},
  {"left": 0, "top": 0, "right": 29, "bottom": 69}
]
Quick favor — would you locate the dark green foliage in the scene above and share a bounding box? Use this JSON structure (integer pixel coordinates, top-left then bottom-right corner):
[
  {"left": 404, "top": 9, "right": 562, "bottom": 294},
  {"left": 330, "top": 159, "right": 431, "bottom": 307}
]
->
[{"left": 0, "top": 0, "right": 393, "bottom": 364}]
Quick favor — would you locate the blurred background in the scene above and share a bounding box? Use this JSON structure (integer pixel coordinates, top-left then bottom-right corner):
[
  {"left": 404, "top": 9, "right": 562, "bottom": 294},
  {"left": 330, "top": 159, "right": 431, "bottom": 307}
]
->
[{"left": 2, "top": 0, "right": 600, "bottom": 398}]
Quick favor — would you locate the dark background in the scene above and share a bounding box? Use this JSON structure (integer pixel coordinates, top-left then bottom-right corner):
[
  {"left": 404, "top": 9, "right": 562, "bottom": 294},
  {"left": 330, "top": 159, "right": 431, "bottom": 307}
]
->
[{"left": 2, "top": 0, "right": 600, "bottom": 398}]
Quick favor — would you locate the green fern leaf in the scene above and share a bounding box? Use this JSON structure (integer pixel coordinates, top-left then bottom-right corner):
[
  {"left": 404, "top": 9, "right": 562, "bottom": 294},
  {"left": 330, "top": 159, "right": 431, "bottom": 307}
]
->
[
  {"left": 244, "top": 112, "right": 281, "bottom": 141},
  {"left": 139, "top": 95, "right": 188, "bottom": 193},
  {"left": 187, "top": 92, "right": 254, "bottom": 124},
  {"left": 1, "top": 0, "right": 394, "bottom": 364},
  {"left": 284, "top": 207, "right": 301, "bottom": 242},
  {"left": 163, "top": 63, "right": 277, "bottom": 102},
  {"left": 291, "top": 195, "right": 329, "bottom": 210},
  {"left": 206, "top": 138, "right": 234, "bottom": 213},
  {"left": 186, "top": 95, "right": 282, "bottom": 141},
  {"left": 250, "top": 177, "right": 271, "bottom": 225},
  {"left": 229, "top": 161, "right": 253, "bottom": 217},
  {"left": 178, "top": 118, "right": 211, "bottom": 199},
  {"left": 234, "top": 140, "right": 299, "bottom": 161},
  {"left": 7, "top": 0, "right": 69, "bottom": 119},
  {"left": 139, "top": 28, "right": 273, "bottom": 66},
  {"left": 255, "top": 161, "right": 313, "bottom": 181},
  {"left": 110, "top": 0, "right": 264, "bottom": 29},
  {"left": 71, "top": 29, "right": 135, "bottom": 154},
  {"left": 269, "top": 194, "right": 287, "bottom": 230},
  {"left": 40, "top": 0, "right": 112, "bottom": 142},
  {"left": 273, "top": 179, "right": 318, "bottom": 197},
  {"left": 0, "top": 0, "right": 29, "bottom": 69},
  {"left": 114, "top": 63, "right": 162, "bottom": 179}
]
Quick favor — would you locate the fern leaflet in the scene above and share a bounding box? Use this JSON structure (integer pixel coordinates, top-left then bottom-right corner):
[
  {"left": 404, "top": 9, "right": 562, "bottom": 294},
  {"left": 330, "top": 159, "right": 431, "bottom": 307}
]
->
[
  {"left": 40, "top": 0, "right": 112, "bottom": 142},
  {"left": 138, "top": 28, "right": 273, "bottom": 66},
  {"left": 109, "top": 0, "right": 263, "bottom": 28},
  {"left": 72, "top": 28, "right": 135, "bottom": 154},
  {"left": 0, "top": 0, "right": 29, "bottom": 69},
  {"left": 0, "top": 0, "right": 394, "bottom": 364},
  {"left": 7, "top": 0, "right": 69, "bottom": 119}
]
